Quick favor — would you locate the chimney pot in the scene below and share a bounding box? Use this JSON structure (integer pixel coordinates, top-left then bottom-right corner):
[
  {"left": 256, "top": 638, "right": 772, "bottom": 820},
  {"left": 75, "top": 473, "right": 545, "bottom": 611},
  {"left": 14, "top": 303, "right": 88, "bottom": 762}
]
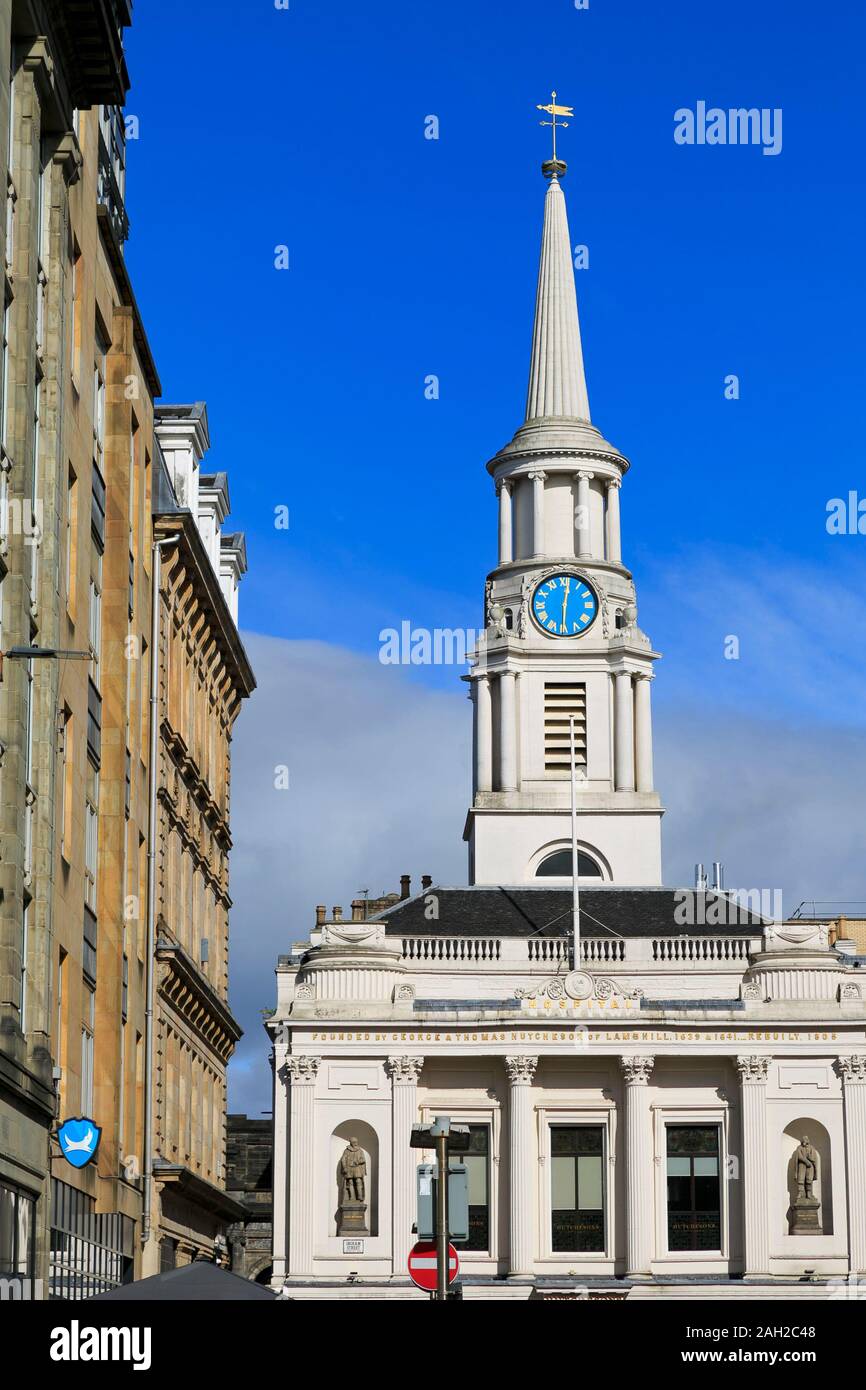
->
[
  {"left": 711, "top": 862, "right": 724, "bottom": 890},
  {"left": 695, "top": 863, "right": 707, "bottom": 891},
  {"left": 421, "top": 874, "right": 432, "bottom": 891},
  {"left": 399, "top": 875, "right": 411, "bottom": 900},
  {"left": 315, "top": 905, "right": 326, "bottom": 926},
  {"left": 332, "top": 906, "right": 342, "bottom": 922}
]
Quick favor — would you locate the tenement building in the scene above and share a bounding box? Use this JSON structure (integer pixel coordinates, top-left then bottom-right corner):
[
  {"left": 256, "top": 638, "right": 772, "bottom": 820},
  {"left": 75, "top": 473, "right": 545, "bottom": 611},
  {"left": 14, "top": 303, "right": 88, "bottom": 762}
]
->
[
  {"left": 267, "top": 151, "right": 866, "bottom": 1300},
  {"left": 0, "top": 3, "right": 253, "bottom": 1298}
]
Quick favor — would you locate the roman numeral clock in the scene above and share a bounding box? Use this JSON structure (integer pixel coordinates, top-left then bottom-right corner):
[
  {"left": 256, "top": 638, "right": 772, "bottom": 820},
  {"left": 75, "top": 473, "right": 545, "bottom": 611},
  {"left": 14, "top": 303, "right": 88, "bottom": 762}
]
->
[{"left": 530, "top": 572, "right": 598, "bottom": 637}]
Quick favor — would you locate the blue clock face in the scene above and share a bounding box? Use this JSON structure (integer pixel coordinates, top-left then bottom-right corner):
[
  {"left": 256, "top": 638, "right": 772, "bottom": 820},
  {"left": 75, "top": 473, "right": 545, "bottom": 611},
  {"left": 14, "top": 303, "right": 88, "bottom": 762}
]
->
[{"left": 531, "top": 572, "right": 598, "bottom": 638}]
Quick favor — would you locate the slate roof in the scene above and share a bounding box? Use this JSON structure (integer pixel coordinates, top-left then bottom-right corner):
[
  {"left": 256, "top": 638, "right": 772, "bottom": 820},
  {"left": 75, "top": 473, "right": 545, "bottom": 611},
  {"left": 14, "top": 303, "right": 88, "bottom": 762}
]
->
[{"left": 372, "top": 886, "right": 766, "bottom": 939}]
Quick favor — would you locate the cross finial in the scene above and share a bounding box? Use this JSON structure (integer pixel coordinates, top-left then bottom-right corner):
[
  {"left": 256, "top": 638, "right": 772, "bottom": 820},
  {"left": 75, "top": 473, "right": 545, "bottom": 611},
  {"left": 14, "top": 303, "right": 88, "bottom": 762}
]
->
[{"left": 536, "top": 90, "right": 573, "bottom": 179}]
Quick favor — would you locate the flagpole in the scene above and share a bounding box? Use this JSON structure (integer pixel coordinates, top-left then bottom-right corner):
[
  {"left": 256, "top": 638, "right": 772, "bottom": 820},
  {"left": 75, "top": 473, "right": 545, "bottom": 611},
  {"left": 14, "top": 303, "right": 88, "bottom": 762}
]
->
[{"left": 570, "top": 714, "right": 580, "bottom": 972}]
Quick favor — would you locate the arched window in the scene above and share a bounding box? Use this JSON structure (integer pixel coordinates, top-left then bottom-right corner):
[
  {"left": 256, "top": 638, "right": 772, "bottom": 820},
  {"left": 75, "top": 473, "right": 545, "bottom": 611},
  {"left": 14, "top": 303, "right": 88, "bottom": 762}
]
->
[{"left": 536, "top": 849, "right": 603, "bottom": 879}]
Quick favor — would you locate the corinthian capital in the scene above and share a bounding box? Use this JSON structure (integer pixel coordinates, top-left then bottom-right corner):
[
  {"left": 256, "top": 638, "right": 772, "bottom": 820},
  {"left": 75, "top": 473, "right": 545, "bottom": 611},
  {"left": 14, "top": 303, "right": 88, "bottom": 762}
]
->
[
  {"left": 835, "top": 1056, "right": 866, "bottom": 1084},
  {"left": 386, "top": 1056, "right": 425, "bottom": 1084},
  {"left": 505, "top": 1055, "right": 538, "bottom": 1084},
  {"left": 285, "top": 1056, "right": 320, "bottom": 1084},
  {"left": 620, "top": 1055, "right": 654, "bottom": 1085},
  {"left": 735, "top": 1055, "right": 769, "bottom": 1083}
]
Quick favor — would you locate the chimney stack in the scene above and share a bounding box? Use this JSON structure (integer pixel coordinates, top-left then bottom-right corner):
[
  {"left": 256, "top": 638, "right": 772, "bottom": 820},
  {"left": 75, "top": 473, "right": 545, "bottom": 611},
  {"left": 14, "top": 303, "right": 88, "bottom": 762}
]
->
[
  {"left": 695, "top": 863, "right": 708, "bottom": 891},
  {"left": 421, "top": 874, "right": 432, "bottom": 891},
  {"left": 315, "top": 905, "right": 326, "bottom": 926},
  {"left": 711, "top": 862, "right": 724, "bottom": 890},
  {"left": 400, "top": 874, "right": 411, "bottom": 900},
  {"left": 332, "top": 905, "right": 343, "bottom": 922}
]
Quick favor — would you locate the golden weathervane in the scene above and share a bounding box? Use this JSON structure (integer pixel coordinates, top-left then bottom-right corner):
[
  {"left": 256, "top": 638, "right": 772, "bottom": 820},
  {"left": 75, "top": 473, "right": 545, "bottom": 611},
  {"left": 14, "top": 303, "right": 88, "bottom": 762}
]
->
[{"left": 536, "top": 90, "right": 573, "bottom": 176}]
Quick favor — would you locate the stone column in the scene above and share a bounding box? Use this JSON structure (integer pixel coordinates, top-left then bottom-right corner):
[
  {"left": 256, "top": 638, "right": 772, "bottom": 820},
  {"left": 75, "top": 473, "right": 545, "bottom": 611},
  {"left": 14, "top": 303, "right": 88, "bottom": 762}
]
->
[
  {"left": 506, "top": 1056, "right": 538, "bottom": 1274},
  {"left": 836, "top": 1056, "right": 866, "bottom": 1275},
  {"left": 634, "top": 674, "right": 654, "bottom": 793},
  {"left": 575, "top": 470, "right": 593, "bottom": 558},
  {"left": 499, "top": 671, "right": 518, "bottom": 793},
  {"left": 620, "top": 1056, "right": 655, "bottom": 1277},
  {"left": 529, "top": 470, "right": 546, "bottom": 557},
  {"left": 270, "top": 1039, "right": 290, "bottom": 1283},
  {"left": 606, "top": 477, "right": 622, "bottom": 563},
  {"left": 736, "top": 1055, "right": 770, "bottom": 1279},
  {"left": 497, "top": 479, "right": 513, "bottom": 565},
  {"left": 387, "top": 1056, "right": 425, "bottom": 1276},
  {"left": 287, "top": 1056, "right": 320, "bottom": 1277},
  {"left": 613, "top": 671, "right": 635, "bottom": 792},
  {"left": 474, "top": 674, "right": 492, "bottom": 793}
]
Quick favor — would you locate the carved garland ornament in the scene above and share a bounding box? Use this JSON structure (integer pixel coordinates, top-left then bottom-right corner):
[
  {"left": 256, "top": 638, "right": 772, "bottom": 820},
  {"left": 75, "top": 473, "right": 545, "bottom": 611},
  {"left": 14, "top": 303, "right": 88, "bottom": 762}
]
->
[{"left": 516, "top": 974, "right": 642, "bottom": 1004}]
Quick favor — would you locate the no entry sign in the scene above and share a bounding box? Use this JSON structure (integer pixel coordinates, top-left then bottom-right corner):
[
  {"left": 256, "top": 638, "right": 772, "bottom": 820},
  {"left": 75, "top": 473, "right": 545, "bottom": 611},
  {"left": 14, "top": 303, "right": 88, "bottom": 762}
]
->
[{"left": 407, "top": 1240, "right": 459, "bottom": 1292}]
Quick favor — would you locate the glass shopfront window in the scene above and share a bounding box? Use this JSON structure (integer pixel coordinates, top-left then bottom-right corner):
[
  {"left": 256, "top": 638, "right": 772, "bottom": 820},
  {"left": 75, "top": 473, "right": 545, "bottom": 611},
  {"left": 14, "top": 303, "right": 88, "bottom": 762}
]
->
[
  {"left": 666, "top": 1125, "right": 721, "bottom": 1251},
  {"left": 0, "top": 1180, "right": 36, "bottom": 1294},
  {"left": 550, "top": 1125, "right": 605, "bottom": 1252},
  {"left": 452, "top": 1124, "right": 490, "bottom": 1252}
]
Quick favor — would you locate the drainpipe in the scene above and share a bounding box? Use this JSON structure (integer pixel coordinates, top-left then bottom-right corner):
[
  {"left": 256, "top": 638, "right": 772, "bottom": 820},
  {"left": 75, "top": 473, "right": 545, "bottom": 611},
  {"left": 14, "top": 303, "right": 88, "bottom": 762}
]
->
[{"left": 142, "top": 536, "right": 177, "bottom": 1248}]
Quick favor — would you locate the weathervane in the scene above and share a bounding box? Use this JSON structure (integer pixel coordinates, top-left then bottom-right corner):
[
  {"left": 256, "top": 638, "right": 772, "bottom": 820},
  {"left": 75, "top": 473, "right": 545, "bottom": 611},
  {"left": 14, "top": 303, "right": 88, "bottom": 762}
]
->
[{"left": 536, "top": 90, "right": 573, "bottom": 179}]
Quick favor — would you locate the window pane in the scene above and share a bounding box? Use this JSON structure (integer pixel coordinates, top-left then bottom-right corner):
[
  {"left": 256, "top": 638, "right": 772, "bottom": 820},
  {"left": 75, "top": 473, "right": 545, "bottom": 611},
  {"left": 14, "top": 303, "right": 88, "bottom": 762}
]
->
[
  {"left": 466, "top": 1153, "right": 487, "bottom": 1206},
  {"left": 0, "top": 1186, "right": 14, "bottom": 1275},
  {"left": 551, "top": 1155, "right": 576, "bottom": 1210},
  {"left": 694, "top": 1157, "right": 719, "bottom": 1177},
  {"left": 16, "top": 1194, "right": 33, "bottom": 1276},
  {"left": 577, "top": 1155, "right": 603, "bottom": 1211},
  {"left": 666, "top": 1157, "right": 691, "bottom": 1177}
]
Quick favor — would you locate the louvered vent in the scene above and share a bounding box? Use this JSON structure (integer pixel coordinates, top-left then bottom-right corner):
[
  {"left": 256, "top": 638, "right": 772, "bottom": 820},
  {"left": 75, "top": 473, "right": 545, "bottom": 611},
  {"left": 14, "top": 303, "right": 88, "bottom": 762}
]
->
[{"left": 544, "top": 682, "right": 587, "bottom": 772}]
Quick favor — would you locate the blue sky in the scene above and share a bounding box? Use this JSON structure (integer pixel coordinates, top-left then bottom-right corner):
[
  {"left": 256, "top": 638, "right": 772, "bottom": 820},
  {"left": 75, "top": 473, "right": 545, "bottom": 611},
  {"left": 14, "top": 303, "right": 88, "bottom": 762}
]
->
[{"left": 122, "top": 1, "right": 866, "bottom": 1110}]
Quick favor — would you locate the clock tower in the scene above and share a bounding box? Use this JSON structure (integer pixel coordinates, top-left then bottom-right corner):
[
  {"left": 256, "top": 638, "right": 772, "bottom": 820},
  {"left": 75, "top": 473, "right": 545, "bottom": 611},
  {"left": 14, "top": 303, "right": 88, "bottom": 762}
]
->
[{"left": 464, "top": 152, "right": 664, "bottom": 887}]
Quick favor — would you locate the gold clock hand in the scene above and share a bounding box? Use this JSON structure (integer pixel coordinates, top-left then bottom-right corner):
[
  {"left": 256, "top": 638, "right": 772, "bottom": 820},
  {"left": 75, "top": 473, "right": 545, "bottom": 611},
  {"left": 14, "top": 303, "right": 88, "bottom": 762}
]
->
[{"left": 561, "top": 577, "right": 570, "bottom": 634}]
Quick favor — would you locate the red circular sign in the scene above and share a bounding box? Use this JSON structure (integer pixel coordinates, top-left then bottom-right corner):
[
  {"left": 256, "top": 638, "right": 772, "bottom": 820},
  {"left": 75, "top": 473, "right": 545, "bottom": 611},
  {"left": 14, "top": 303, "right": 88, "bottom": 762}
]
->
[{"left": 407, "top": 1240, "right": 459, "bottom": 1291}]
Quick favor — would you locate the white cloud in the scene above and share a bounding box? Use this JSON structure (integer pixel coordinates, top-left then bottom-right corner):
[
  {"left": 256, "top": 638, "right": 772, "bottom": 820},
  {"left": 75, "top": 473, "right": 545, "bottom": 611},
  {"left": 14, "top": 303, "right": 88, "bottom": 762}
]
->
[{"left": 227, "top": 634, "right": 469, "bottom": 1115}]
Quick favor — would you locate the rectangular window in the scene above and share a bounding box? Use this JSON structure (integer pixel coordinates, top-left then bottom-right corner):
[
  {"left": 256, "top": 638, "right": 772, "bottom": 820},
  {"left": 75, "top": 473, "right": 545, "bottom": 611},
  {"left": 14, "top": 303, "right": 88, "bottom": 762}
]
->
[
  {"left": 59, "top": 706, "right": 72, "bottom": 857},
  {"left": 543, "top": 682, "right": 587, "bottom": 773},
  {"left": 70, "top": 241, "right": 82, "bottom": 384},
  {"left": 666, "top": 1125, "right": 721, "bottom": 1252},
  {"left": 452, "top": 1124, "right": 490, "bottom": 1252},
  {"left": 93, "top": 326, "right": 108, "bottom": 468},
  {"left": 56, "top": 948, "right": 67, "bottom": 1110},
  {"left": 84, "top": 761, "right": 99, "bottom": 912},
  {"left": 65, "top": 465, "right": 77, "bottom": 615},
  {"left": 88, "top": 544, "right": 102, "bottom": 685},
  {"left": 550, "top": 1124, "right": 605, "bottom": 1252},
  {"left": 0, "top": 1180, "right": 36, "bottom": 1287},
  {"left": 80, "top": 985, "right": 95, "bottom": 1114}
]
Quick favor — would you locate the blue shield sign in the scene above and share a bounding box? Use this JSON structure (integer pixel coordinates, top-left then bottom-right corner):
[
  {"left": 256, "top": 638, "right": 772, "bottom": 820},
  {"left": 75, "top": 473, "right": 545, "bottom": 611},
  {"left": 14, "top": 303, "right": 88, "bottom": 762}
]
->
[{"left": 58, "top": 1117, "right": 101, "bottom": 1169}]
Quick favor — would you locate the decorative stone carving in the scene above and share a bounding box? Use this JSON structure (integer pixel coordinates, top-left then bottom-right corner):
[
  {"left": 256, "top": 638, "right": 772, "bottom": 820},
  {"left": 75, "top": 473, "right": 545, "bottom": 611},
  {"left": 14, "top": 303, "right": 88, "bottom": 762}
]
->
[
  {"left": 337, "top": 1137, "right": 368, "bottom": 1235},
  {"left": 735, "top": 1055, "right": 769, "bottom": 1083},
  {"left": 294, "top": 982, "right": 315, "bottom": 1001},
  {"left": 516, "top": 973, "right": 641, "bottom": 1005},
  {"left": 835, "top": 1056, "right": 866, "bottom": 1084},
  {"left": 393, "top": 982, "right": 416, "bottom": 1003},
  {"left": 385, "top": 1056, "right": 424, "bottom": 1083},
  {"left": 789, "top": 1136, "right": 821, "bottom": 1235},
  {"left": 620, "top": 1056, "right": 654, "bottom": 1085},
  {"left": 285, "top": 1056, "right": 320, "bottom": 1083},
  {"left": 505, "top": 1056, "right": 538, "bottom": 1084},
  {"left": 763, "top": 921, "right": 829, "bottom": 951},
  {"left": 839, "top": 981, "right": 862, "bottom": 1002},
  {"left": 741, "top": 982, "right": 762, "bottom": 1001}
]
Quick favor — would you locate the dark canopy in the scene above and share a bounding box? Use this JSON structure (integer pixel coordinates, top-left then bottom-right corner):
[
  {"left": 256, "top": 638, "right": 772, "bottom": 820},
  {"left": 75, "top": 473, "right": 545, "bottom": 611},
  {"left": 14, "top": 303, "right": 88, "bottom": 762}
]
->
[{"left": 89, "top": 1260, "right": 278, "bottom": 1302}]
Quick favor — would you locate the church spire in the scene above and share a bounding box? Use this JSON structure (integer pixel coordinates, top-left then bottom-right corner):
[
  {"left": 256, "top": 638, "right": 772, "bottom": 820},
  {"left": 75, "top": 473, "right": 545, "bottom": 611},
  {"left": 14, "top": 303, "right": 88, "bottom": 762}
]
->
[{"left": 524, "top": 162, "right": 591, "bottom": 425}]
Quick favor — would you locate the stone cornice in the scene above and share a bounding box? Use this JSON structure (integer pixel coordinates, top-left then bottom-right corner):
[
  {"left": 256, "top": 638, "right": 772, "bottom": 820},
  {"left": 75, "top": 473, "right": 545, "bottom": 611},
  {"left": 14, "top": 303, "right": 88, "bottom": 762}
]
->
[
  {"left": 155, "top": 940, "right": 242, "bottom": 1063},
  {"left": 156, "top": 512, "right": 255, "bottom": 701}
]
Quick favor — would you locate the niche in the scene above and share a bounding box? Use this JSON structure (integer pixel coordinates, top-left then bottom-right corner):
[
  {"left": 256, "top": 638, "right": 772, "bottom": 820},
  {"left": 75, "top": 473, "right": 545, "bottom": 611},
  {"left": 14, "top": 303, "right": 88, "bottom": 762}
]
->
[{"left": 330, "top": 1119, "right": 379, "bottom": 1237}]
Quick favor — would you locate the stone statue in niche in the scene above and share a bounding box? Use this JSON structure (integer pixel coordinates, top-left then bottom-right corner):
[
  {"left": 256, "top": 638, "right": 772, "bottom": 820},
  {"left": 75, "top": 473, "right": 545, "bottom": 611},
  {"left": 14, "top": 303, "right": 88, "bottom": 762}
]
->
[
  {"left": 337, "top": 1137, "right": 369, "bottom": 1235},
  {"left": 789, "top": 1135, "right": 821, "bottom": 1235}
]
